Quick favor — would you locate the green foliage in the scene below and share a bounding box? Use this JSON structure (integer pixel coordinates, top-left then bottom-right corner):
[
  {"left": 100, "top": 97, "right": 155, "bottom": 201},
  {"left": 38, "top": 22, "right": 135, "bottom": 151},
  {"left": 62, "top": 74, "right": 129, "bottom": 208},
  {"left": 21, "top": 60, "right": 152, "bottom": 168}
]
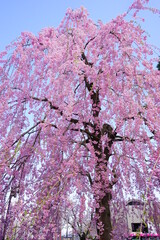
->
[{"left": 157, "top": 61, "right": 160, "bottom": 71}]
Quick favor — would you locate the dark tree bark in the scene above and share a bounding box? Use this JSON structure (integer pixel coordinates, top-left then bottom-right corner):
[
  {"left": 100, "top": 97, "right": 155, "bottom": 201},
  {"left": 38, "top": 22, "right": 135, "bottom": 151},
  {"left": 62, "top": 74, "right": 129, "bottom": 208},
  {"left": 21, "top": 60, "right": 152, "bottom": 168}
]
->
[
  {"left": 99, "top": 194, "right": 112, "bottom": 240},
  {"left": 79, "top": 232, "right": 87, "bottom": 240},
  {"left": 82, "top": 52, "right": 114, "bottom": 240}
]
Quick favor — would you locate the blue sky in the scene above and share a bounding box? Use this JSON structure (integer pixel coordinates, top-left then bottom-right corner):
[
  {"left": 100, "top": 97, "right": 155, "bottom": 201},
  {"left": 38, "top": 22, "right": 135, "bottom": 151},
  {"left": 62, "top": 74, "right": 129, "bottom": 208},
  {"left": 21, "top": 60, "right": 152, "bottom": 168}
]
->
[{"left": 0, "top": 0, "right": 160, "bottom": 53}]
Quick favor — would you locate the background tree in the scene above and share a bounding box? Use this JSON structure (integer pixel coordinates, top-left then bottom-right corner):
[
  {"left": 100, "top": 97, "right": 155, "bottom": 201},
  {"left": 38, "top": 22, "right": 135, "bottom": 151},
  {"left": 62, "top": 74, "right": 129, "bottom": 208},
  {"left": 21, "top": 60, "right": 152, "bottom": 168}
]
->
[
  {"left": 61, "top": 194, "right": 96, "bottom": 240},
  {"left": 0, "top": 0, "right": 160, "bottom": 239}
]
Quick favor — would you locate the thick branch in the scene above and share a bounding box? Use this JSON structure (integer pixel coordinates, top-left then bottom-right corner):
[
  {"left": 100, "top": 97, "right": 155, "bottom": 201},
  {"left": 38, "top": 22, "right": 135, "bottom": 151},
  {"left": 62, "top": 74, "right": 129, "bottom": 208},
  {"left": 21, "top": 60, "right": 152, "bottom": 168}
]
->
[
  {"left": 81, "top": 52, "right": 93, "bottom": 67},
  {"left": 84, "top": 36, "right": 96, "bottom": 49}
]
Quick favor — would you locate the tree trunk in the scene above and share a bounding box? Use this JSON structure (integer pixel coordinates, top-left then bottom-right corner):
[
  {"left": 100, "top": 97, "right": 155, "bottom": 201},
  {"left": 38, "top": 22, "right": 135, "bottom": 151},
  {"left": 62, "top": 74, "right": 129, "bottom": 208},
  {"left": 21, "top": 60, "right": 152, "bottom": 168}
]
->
[
  {"left": 79, "top": 232, "right": 86, "bottom": 240},
  {"left": 82, "top": 70, "right": 113, "bottom": 239},
  {"left": 99, "top": 193, "right": 112, "bottom": 240}
]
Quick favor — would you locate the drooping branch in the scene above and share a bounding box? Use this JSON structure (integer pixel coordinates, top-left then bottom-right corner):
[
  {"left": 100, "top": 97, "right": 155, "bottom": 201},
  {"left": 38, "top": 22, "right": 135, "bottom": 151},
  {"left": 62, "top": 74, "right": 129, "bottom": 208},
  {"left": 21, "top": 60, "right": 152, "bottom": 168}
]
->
[
  {"left": 30, "top": 96, "right": 62, "bottom": 113},
  {"left": 11, "top": 120, "right": 44, "bottom": 147}
]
